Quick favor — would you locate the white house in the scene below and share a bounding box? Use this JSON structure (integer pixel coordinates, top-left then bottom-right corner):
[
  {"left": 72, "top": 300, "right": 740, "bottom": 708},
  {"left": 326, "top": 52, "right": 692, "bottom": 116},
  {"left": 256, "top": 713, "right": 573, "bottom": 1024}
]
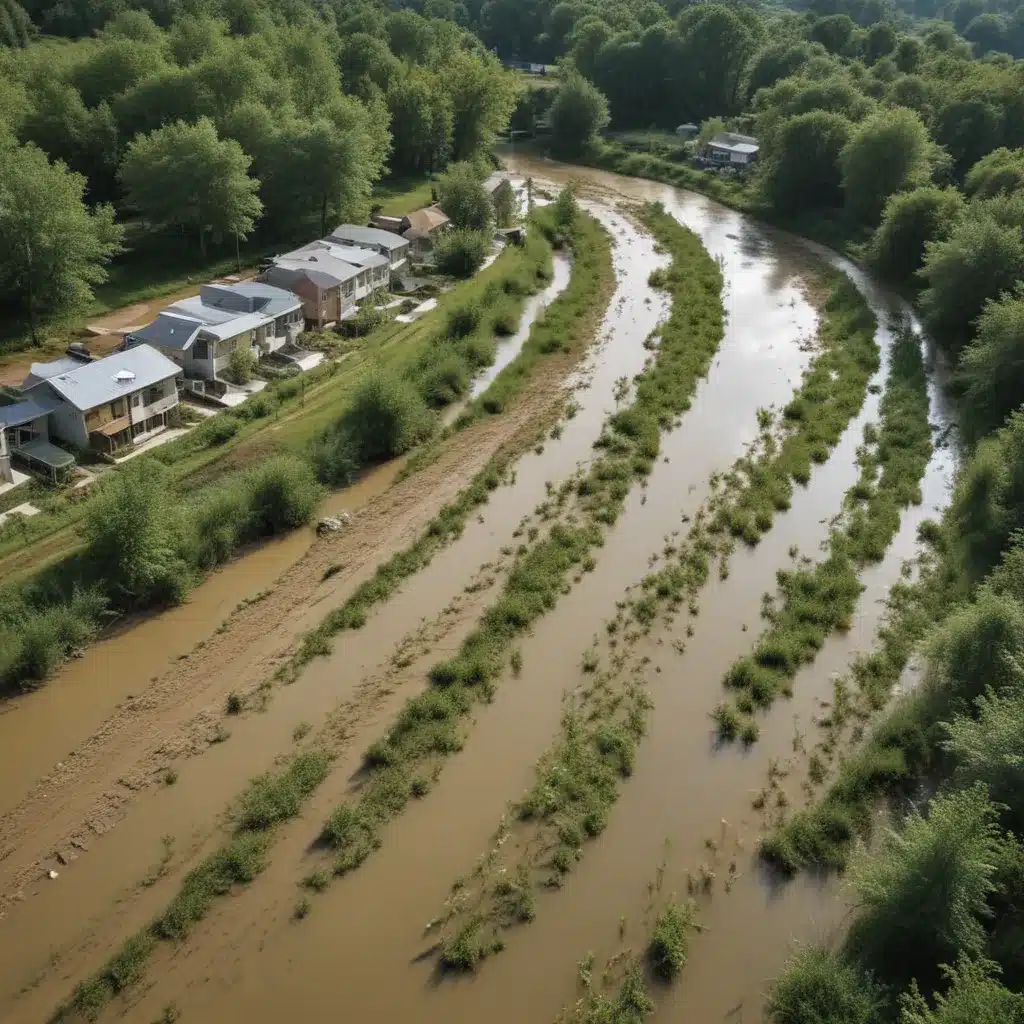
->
[
  {"left": 704, "top": 132, "right": 759, "bottom": 167},
  {"left": 126, "top": 282, "right": 303, "bottom": 385},
  {"left": 0, "top": 389, "right": 64, "bottom": 482},
  {"left": 22, "top": 344, "right": 182, "bottom": 455},
  {"left": 324, "top": 224, "right": 409, "bottom": 271}
]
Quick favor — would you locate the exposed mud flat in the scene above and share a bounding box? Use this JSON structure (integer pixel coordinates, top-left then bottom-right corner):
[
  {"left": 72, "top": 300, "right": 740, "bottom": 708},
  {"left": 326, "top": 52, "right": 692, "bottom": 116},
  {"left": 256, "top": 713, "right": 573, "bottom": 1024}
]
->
[{"left": 0, "top": 161, "right": 956, "bottom": 1024}]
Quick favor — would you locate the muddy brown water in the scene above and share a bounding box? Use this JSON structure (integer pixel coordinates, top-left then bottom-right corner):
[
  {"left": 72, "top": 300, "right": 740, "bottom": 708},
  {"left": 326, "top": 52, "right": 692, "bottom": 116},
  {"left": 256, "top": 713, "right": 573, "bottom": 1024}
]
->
[{"left": 0, "top": 159, "right": 955, "bottom": 1024}]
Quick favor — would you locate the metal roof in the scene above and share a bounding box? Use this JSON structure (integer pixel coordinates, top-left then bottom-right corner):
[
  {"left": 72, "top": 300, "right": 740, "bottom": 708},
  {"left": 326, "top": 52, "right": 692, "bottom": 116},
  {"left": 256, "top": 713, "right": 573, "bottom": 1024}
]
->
[
  {"left": 15, "top": 438, "right": 75, "bottom": 469},
  {"left": 709, "top": 140, "right": 758, "bottom": 155},
  {"left": 40, "top": 344, "right": 181, "bottom": 412},
  {"left": 260, "top": 264, "right": 343, "bottom": 292},
  {"left": 0, "top": 391, "right": 62, "bottom": 428},
  {"left": 272, "top": 243, "right": 363, "bottom": 284},
  {"left": 23, "top": 356, "right": 89, "bottom": 390},
  {"left": 200, "top": 281, "right": 301, "bottom": 318},
  {"left": 325, "top": 224, "right": 409, "bottom": 253},
  {"left": 128, "top": 312, "right": 203, "bottom": 352},
  {"left": 313, "top": 241, "right": 388, "bottom": 271}
]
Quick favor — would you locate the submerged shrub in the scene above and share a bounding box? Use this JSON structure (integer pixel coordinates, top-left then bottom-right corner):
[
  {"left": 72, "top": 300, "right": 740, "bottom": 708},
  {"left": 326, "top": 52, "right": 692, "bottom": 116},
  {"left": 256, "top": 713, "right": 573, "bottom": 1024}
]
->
[{"left": 647, "top": 901, "right": 695, "bottom": 980}]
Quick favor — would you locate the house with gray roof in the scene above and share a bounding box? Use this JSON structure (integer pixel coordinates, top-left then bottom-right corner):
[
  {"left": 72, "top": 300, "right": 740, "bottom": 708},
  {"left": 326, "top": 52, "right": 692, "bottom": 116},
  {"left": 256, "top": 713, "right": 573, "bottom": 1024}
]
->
[
  {"left": 703, "top": 132, "right": 759, "bottom": 168},
  {"left": 22, "top": 344, "right": 182, "bottom": 455},
  {"left": 126, "top": 282, "right": 303, "bottom": 384},
  {"left": 258, "top": 241, "right": 388, "bottom": 327},
  {"left": 324, "top": 224, "right": 409, "bottom": 270}
]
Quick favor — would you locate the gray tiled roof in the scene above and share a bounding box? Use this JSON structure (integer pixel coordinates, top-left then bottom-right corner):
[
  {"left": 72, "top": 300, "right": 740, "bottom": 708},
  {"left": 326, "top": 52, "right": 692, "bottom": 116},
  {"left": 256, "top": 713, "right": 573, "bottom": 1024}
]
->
[
  {"left": 325, "top": 224, "right": 409, "bottom": 253},
  {"left": 39, "top": 344, "right": 181, "bottom": 412}
]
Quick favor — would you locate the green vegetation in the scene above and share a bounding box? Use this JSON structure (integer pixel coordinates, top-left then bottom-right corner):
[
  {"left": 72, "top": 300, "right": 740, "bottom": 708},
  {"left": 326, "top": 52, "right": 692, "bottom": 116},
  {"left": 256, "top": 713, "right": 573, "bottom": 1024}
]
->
[
  {"left": 0, "top": 457, "right": 321, "bottom": 694},
  {"left": 709, "top": 274, "right": 879, "bottom": 551},
  {"left": 0, "top": 2, "right": 517, "bottom": 348},
  {"left": 434, "top": 229, "right": 491, "bottom": 278},
  {"left": 646, "top": 901, "right": 696, "bottom": 981},
  {"left": 720, "top": 321, "right": 931, "bottom": 731}
]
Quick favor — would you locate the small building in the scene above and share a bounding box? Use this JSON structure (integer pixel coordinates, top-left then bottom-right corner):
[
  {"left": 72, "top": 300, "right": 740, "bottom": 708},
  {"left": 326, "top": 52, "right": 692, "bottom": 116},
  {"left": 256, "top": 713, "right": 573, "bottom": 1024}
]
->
[
  {"left": 0, "top": 390, "right": 63, "bottom": 483},
  {"left": 675, "top": 123, "right": 699, "bottom": 138},
  {"left": 324, "top": 224, "right": 410, "bottom": 271},
  {"left": 703, "top": 132, "right": 759, "bottom": 168},
  {"left": 23, "top": 344, "right": 182, "bottom": 455},
  {"left": 126, "top": 282, "right": 303, "bottom": 384},
  {"left": 400, "top": 206, "right": 451, "bottom": 257},
  {"left": 259, "top": 244, "right": 364, "bottom": 328}
]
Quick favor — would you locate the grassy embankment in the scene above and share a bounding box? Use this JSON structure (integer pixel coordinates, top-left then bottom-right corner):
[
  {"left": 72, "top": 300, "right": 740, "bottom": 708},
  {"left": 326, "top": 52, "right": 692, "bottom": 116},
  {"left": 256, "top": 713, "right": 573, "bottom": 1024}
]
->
[
  {"left": 50, "top": 204, "right": 616, "bottom": 1024},
  {"left": 0, "top": 224, "right": 555, "bottom": 696},
  {"left": 714, "top": 321, "right": 932, "bottom": 742}
]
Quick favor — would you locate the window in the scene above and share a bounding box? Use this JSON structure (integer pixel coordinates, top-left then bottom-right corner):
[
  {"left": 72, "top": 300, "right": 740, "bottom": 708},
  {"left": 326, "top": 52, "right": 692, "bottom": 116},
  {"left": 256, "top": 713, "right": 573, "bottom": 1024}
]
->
[
  {"left": 193, "top": 340, "right": 208, "bottom": 360},
  {"left": 132, "top": 393, "right": 140, "bottom": 407}
]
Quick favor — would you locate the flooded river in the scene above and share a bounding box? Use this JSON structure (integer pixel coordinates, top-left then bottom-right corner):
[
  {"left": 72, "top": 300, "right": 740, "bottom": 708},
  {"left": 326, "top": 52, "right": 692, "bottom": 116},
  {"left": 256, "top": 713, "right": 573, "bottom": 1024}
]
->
[{"left": 0, "top": 156, "right": 955, "bottom": 1024}]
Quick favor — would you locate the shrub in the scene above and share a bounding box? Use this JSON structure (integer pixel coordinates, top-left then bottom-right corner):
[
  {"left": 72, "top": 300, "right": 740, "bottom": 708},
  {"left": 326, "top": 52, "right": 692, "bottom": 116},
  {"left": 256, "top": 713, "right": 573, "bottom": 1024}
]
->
[
  {"left": 189, "top": 483, "right": 247, "bottom": 569},
  {"left": 766, "top": 947, "right": 883, "bottom": 1024},
  {"left": 198, "top": 415, "right": 240, "bottom": 447},
  {"left": 226, "top": 346, "right": 258, "bottom": 385},
  {"left": 335, "top": 369, "right": 434, "bottom": 463},
  {"left": 240, "top": 456, "right": 323, "bottom": 540},
  {"left": 446, "top": 300, "right": 482, "bottom": 339},
  {"left": 311, "top": 428, "right": 360, "bottom": 487},
  {"left": 435, "top": 229, "right": 490, "bottom": 278},
  {"left": 647, "top": 901, "right": 695, "bottom": 980}
]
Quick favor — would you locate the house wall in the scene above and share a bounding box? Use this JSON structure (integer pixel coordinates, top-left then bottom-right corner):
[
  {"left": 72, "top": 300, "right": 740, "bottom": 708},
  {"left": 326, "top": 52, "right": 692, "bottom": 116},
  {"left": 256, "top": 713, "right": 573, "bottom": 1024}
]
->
[
  {"left": 0, "top": 428, "right": 10, "bottom": 485},
  {"left": 46, "top": 396, "right": 89, "bottom": 449}
]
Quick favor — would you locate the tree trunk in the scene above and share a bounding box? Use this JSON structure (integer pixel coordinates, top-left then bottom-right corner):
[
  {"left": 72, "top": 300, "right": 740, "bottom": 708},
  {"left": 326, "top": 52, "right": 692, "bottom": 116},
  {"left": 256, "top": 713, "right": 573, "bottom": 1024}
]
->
[
  {"left": 25, "top": 239, "right": 36, "bottom": 344},
  {"left": 321, "top": 194, "right": 328, "bottom": 238},
  {"left": 199, "top": 225, "right": 206, "bottom": 258}
]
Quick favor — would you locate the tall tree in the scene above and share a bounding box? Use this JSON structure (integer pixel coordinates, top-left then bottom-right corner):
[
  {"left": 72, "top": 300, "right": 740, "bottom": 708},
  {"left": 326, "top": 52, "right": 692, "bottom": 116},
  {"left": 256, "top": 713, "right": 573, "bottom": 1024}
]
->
[
  {"left": 965, "top": 147, "right": 1024, "bottom": 198},
  {"left": 761, "top": 110, "right": 852, "bottom": 214},
  {"left": 0, "top": 137, "right": 122, "bottom": 340},
  {"left": 445, "top": 51, "right": 517, "bottom": 162},
  {"left": 387, "top": 66, "right": 453, "bottom": 174},
  {"left": 841, "top": 106, "right": 936, "bottom": 222},
  {"left": 118, "top": 117, "right": 262, "bottom": 255},
  {"left": 547, "top": 70, "right": 609, "bottom": 158},
  {"left": 437, "top": 161, "right": 492, "bottom": 231},
  {"left": 868, "top": 185, "right": 965, "bottom": 283},
  {"left": 920, "top": 208, "right": 1024, "bottom": 352}
]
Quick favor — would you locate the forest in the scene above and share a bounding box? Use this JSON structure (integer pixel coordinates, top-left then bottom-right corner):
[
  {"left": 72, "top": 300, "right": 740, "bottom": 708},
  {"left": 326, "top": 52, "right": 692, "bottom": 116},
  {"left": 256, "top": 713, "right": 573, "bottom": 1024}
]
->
[{"left": 4, "top": 0, "right": 1024, "bottom": 1018}]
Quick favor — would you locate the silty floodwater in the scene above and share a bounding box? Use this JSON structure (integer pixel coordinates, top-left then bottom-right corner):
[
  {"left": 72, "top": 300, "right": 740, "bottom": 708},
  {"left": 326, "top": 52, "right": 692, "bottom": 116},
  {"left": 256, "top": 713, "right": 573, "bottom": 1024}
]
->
[
  {"left": 2, "top": 157, "right": 955, "bottom": 1024},
  {"left": 100, "top": 162, "right": 904, "bottom": 1024}
]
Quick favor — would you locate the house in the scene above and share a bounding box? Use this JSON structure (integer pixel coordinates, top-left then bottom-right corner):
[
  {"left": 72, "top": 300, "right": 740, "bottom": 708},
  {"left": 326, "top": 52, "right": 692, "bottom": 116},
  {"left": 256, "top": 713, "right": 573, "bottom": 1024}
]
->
[
  {"left": 703, "top": 132, "right": 759, "bottom": 168},
  {"left": 126, "top": 282, "right": 303, "bottom": 384},
  {"left": 259, "top": 244, "right": 363, "bottom": 328},
  {"left": 675, "top": 123, "right": 698, "bottom": 138},
  {"left": 22, "top": 344, "right": 182, "bottom": 455},
  {"left": 0, "top": 390, "right": 65, "bottom": 482},
  {"left": 324, "top": 224, "right": 409, "bottom": 271},
  {"left": 400, "top": 206, "right": 451, "bottom": 257},
  {"left": 259, "top": 242, "right": 389, "bottom": 326}
]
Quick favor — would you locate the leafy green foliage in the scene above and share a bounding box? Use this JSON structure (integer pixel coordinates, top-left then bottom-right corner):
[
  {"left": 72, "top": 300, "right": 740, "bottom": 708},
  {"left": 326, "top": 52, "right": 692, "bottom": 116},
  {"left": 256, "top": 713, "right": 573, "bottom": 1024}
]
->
[
  {"left": 547, "top": 70, "right": 610, "bottom": 158},
  {"left": 847, "top": 785, "right": 1004, "bottom": 988},
  {"left": 868, "top": 186, "right": 966, "bottom": 283},
  {"left": 767, "top": 947, "right": 884, "bottom": 1024},
  {"left": 437, "top": 161, "right": 493, "bottom": 232},
  {"left": 646, "top": 901, "right": 696, "bottom": 980},
  {"left": 119, "top": 118, "right": 262, "bottom": 255},
  {"left": 434, "top": 228, "right": 490, "bottom": 278}
]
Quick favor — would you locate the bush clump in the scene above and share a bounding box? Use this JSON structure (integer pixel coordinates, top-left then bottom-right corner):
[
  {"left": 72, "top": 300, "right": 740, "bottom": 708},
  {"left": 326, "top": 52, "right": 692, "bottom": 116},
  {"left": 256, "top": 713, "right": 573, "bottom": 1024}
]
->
[
  {"left": 647, "top": 900, "right": 696, "bottom": 980},
  {"left": 435, "top": 229, "right": 491, "bottom": 278}
]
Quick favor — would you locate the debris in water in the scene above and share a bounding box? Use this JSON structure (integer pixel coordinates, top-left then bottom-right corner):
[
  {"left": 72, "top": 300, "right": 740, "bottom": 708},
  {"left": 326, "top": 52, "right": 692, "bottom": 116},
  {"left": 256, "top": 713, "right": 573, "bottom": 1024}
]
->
[{"left": 47, "top": 870, "right": 58, "bottom": 880}]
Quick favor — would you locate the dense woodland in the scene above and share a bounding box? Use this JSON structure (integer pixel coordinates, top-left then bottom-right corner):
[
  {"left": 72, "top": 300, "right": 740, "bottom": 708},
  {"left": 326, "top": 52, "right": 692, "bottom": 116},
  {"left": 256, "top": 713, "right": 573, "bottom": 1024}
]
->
[{"left": 5, "top": 0, "right": 1024, "bottom": 1017}]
